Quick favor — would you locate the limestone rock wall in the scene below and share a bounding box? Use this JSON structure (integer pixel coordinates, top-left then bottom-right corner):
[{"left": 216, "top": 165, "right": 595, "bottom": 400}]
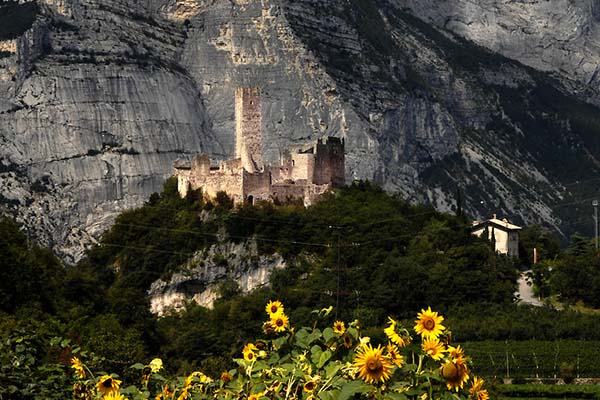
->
[
  {"left": 0, "top": 0, "right": 221, "bottom": 261},
  {"left": 2, "top": 0, "right": 600, "bottom": 259},
  {"left": 397, "top": 0, "right": 600, "bottom": 101},
  {"left": 148, "top": 240, "right": 285, "bottom": 315}
]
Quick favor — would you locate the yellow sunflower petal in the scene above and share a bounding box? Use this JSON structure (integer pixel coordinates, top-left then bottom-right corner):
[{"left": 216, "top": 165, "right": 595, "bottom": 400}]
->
[
  {"left": 414, "top": 307, "right": 446, "bottom": 338},
  {"left": 353, "top": 343, "right": 394, "bottom": 384}
]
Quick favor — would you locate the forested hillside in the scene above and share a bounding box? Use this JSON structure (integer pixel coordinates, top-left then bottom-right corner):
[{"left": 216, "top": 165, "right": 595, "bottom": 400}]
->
[{"left": 3, "top": 181, "right": 600, "bottom": 398}]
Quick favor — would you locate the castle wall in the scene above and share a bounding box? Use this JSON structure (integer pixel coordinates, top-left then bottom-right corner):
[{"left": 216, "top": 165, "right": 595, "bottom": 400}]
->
[
  {"left": 194, "top": 170, "right": 244, "bottom": 203},
  {"left": 271, "top": 182, "right": 331, "bottom": 206},
  {"left": 271, "top": 152, "right": 315, "bottom": 183},
  {"left": 175, "top": 89, "right": 344, "bottom": 207},
  {"left": 290, "top": 153, "right": 315, "bottom": 182},
  {"left": 235, "top": 87, "right": 262, "bottom": 172},
  {"left": 176, "top": 168, "right": 191, "bottom": 198},
  {"left": 242, "top": 169, "right": 272, "bottom": 203},
  {"left": 313, "top": 137, "right": 345, "bottom": 187}
]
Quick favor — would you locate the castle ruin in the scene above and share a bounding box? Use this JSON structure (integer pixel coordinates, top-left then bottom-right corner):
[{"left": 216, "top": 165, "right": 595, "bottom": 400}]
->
[{"left": 174, "top": 88, "right": 344, "bottom": 206}]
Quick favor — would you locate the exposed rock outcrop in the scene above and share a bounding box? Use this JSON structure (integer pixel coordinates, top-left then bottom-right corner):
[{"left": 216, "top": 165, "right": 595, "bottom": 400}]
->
[
  {"left": 2, "top": 0, "right": 600, "bottom": 261},
  {"left": 147, "top": 240, "right": 285, "bottom": 315}
]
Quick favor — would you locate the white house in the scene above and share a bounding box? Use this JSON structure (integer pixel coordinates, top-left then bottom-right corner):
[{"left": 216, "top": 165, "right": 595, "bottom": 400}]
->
[{"left": 472, "top": 215, "right": 522, "bottom": 257}]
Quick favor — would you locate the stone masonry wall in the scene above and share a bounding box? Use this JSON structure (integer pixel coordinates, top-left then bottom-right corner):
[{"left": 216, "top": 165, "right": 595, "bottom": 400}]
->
[
  {"left": 235, "top": 87, "right": 262, "bottom": 172},
  {"left": 290, "top": 153, "right": 315, "bottom": 182},
  {"left": 313, "top": 138, "right": 345, "bottom": 187},
  {"left": 195, "top": 170, "right": 244, "bottom": 203},
  {"left": 242, "top": 169, "right": 272, "bottom": 203}
]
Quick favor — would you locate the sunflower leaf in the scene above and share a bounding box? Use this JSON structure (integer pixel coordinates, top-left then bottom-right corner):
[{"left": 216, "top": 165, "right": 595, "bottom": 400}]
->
[
  {"left": 322, "top": 327, "right": 335, "bottom": 342},
  {"left": 307, "top": 329, "right": 322, "bottom": 345},
  {"left": 318, "top": 389, "right": 339, "bottom": 400},
  {"left": 338, "top": 380, "right": 372, "bottom": 400},
  {"left": 130, "top": 363, "right": 145, "bottom": 370},
  {"left": 383, "top": 393, "right": 408, "bottom": 400},
  {"left": 310, "top": 345, "right": 323, "bottom": 364},
  {"left": 347, "top": 327, "right": 359, "bottom": 340},
  {"left": 294, "top": 328, "right": 310, "bottom": 349},
  {"left": 325, "top": 362, "right": 342, "bottom": 378},
  {"left": 317, "top": 349, "right": 332, "bottom": 368}
]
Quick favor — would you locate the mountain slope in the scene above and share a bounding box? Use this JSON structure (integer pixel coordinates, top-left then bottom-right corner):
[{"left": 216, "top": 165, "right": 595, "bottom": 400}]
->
[{"left": 1, "top": 0, "right": 600, "bottom": 260}]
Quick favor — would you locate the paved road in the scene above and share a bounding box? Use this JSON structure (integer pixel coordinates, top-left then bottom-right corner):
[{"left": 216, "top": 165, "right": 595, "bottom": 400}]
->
[{"left": 515, "top": 270, "right": 544, "bottom": 306}]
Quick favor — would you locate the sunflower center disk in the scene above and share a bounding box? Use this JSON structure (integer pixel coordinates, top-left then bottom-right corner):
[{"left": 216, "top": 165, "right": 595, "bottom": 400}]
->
[
  {"left": 424, "top": 319, "right": 435, "bottom": 330},
  {"left": 442, "top": 363, "right": 459, "bottom": 380},
  {"left": 367, "top": 357, "right": 383, "bottom": 372}
]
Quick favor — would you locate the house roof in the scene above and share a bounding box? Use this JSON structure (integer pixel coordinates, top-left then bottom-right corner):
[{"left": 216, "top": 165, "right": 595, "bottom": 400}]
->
[{"left": 472, "top": 218, "right": 522, "bottom": 231}]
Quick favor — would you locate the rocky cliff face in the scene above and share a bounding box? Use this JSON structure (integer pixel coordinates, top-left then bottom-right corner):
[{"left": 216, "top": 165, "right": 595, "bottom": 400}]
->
[
  {"left": 2, "top": 0, "right": 600, "bottom": 261},
  {"left": 148, "top": 240, "right": 285, "bottom": 315},
  {"left": 397, "top": 0, "right": 600, "bottom": 102}
]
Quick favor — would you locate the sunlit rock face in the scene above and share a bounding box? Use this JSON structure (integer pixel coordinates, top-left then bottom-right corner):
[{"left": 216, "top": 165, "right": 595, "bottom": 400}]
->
[
  {"left": 2, "top": 0, "right": 600, "bottom": 260},
  {"left": 148, "top": 240, "right": 285, "bottom": 315},
  {"left": 397, "top": 0, "right": 600, "bottom": 100}
]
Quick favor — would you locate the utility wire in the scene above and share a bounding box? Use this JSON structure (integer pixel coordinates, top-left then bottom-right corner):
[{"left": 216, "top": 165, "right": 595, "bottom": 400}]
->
[{"left": 113, "top": 222, "right": 332, "bottom": 248}]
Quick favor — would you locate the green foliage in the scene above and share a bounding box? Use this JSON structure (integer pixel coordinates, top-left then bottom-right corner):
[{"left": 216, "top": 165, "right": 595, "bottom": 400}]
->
[
  {"left": 447, "top": 304, "right": 600, "bottom": 341},
  {"left": 0, "top": 327, "right": 72, "bottom": 399},
  {"left": 0, "top": 1, "right": 39, "bottom": 40},
  {"left": 86, "top": 177, "right": 216, "bottom": 290},
  {"left": 0, "top": 217, "right": 64, "bottom": 314},
  {"left": 518, "top": 225, "right": 560, "bottom": 268}
]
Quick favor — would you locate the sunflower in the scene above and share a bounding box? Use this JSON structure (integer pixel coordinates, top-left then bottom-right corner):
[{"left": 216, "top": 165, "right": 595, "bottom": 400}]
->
[
  {"left": 333, "top": 320, "right": 345, "bottom": 335},
  {"left": 162, "top": 385, "right": 174, "bottom": 397},
  {"left": 243, "top": 343, "right": 258, "bottom": 361},
  {"left": 185, "top": 371, "right": 212, "bottom": 386},
  {"left": 342, "top": 332, "right": 353, "bottom": 348},
  {"left": 177, "top": 387, "right": 188, "bottom": 400},
  {"left": 103, "top": 392, "right": 127, "bottom": 400},
  {"left": 384, "top": 317, "right": 411, "bottom": 347},
  {"left": 447, "top": 345, "right": 465, "bottom": 361},
  {"left": 303, "top": 378, "right": 318, "bottom": 392},
  {"left": 70, "top": 356, "right": 86, "bottom": 379},
  {"left": 248, "top": 391, "right": 265, "bottom": 400},
  {"left": 268, "top": 380, "right": 282, "bottom": 392},
  {"left": 72, "top": 383, "right": 88, "bottom": 398},
  {"left": 469, "top": 376, "right": 489, "bottom": 400},
  {"left": 353, "top": 343, "right": 394, "bottom": 384},
  {"left": 262, "top": 320, "right": 276, "bottom": 335},
  {"left": 386, "top": 343, "right": 404, "bottom": 368},
  {"left": 270, "top": 313, "right": 289, "bottom": 332},
  {"left": 220, "top": 371, "right": 232, "bottom": 383},
  {"left": 149, "top": 358, "right": 163, "bottom": 373},
  {"left": 441, "top": 357, "right": 470, "bottom": 392},
  {"left": 422, "top": 337, "right": 445, "bottom": 360},
  {"left": 414, "top": 307, "right": 446, "bottom": 338},
  {"left": 96, "top": 375, "right": 122, "bottom": 395},
  {"left": 265, "top": 300, "right": 284, "bottom": 316}
]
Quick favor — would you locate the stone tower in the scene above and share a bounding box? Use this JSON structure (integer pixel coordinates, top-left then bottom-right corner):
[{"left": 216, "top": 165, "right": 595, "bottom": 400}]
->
[{"left": 235, "top": 87, "right": 262, "bottom": 172}]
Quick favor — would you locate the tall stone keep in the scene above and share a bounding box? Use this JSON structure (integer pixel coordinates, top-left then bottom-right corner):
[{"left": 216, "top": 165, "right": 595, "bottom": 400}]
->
[{"left": 235, "top": 87, "right": 262, "bottom": 172}]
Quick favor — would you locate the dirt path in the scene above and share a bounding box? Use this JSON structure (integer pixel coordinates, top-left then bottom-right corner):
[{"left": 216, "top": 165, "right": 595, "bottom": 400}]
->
[{"left": 515, "top": 271, "right": 544, "bottom": 306}]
